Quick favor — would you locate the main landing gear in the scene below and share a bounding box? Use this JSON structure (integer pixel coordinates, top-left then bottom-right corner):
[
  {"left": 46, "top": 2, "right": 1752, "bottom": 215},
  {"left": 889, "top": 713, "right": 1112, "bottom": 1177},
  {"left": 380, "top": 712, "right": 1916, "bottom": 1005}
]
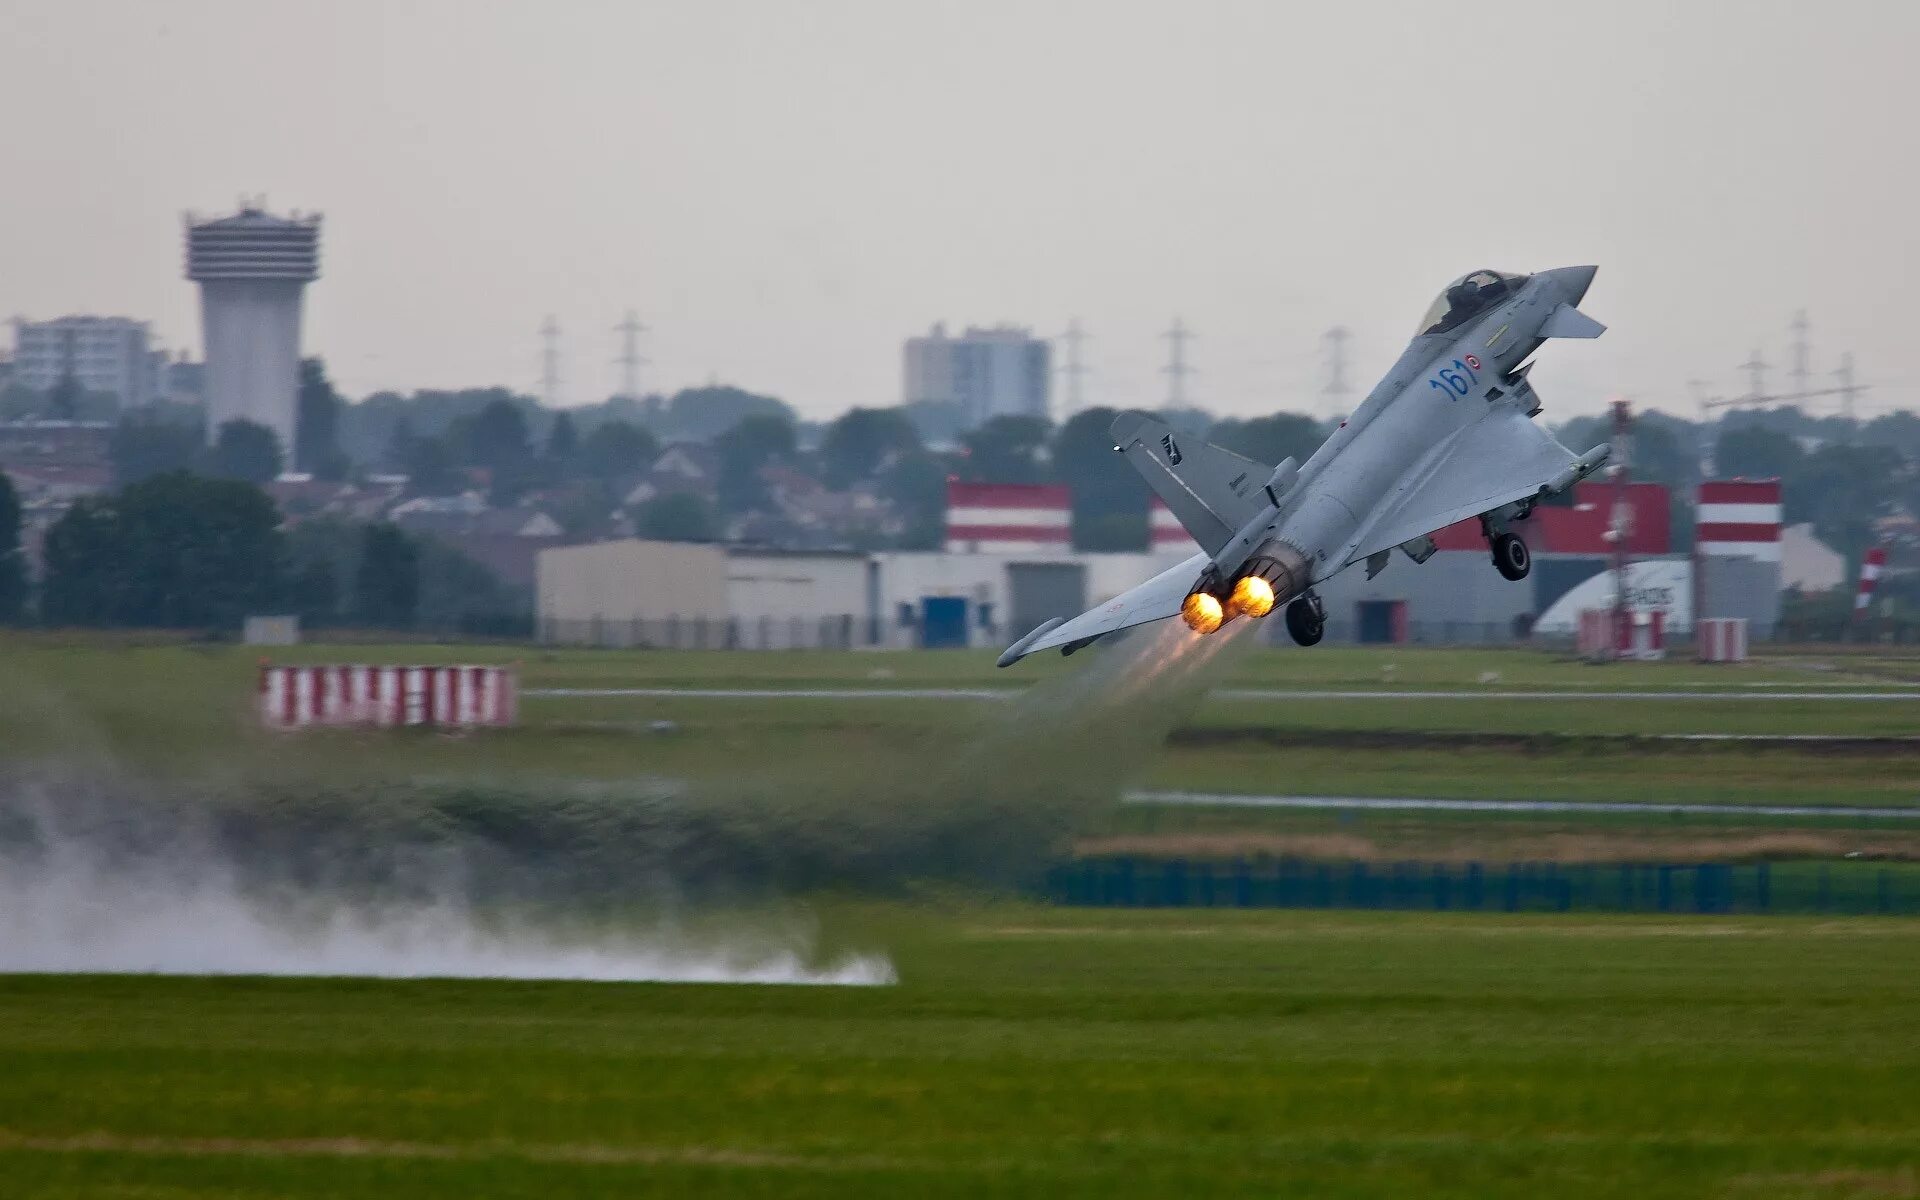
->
[
  {"left": 1492, "top": 532, "right": 1531, "bottom": 581},
  {"left": 1285, "top": 591, "right": 1325, "bottom": 647}
]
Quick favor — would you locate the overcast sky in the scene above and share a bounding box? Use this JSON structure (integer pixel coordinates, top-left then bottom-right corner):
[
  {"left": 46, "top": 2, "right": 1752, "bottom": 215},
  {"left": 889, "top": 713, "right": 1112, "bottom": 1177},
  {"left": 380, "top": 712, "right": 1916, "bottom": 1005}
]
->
[{"left": 3, "top": 0, "right": 1915, "bottom": 422}]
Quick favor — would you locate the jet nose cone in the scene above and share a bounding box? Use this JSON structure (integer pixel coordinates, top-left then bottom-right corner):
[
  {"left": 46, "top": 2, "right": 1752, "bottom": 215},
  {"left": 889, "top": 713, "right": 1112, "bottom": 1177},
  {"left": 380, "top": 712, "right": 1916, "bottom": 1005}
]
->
[{"left": 1551, "top": 264, "right": 1598, "bottom": 304}]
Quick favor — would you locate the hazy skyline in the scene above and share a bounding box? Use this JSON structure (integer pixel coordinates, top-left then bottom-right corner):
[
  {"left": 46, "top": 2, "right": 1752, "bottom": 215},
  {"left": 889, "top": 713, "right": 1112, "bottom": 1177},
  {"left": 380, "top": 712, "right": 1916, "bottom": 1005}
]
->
[{"left": 3, "top": 0, "right": 1916, "bottom": 422}]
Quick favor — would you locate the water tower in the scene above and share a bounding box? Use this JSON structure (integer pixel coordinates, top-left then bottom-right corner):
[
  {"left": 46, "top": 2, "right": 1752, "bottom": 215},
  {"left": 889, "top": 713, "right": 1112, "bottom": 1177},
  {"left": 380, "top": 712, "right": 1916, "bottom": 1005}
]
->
[{"left": 184, "top": 203, "right": 322, "bottom": 459}]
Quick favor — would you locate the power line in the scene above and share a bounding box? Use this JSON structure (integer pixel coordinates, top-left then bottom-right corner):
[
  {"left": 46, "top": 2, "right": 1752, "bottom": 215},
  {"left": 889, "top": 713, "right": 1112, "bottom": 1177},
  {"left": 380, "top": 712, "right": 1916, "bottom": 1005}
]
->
[
  {"left": 539, "top": 315, "right": 562, "bottom": 407},
  {"left": 1699, "top": 382, "right": 1867, "bottom": 414},
  {"left": 1836, "top": 351, "right": 1860, "bottom": 423},
  {"left": 1737, "top": 349, "right": 1768, "bottom": 404},
  {"left": 613, "top": 310, "right": 648, "bottom": 402},
  {"left": 1161, "top": 318, "right": 1195, "bottom": 409},
  {"left": 1058, "top": 318, "right": 1088, "bottom": 418},
  {"left": 1322, "top": 326, "right": 1353, "bottom": 412},
  {"left": 1789, "top": 310, "right": 1810, "bottom": 399}
]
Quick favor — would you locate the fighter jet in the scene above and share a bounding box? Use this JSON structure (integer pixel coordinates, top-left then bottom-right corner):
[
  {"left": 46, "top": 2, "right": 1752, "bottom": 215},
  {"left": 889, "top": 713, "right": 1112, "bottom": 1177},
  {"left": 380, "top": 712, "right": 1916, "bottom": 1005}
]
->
[{"left": 998, "top": 266, "right": 1613, "bottom": 666}]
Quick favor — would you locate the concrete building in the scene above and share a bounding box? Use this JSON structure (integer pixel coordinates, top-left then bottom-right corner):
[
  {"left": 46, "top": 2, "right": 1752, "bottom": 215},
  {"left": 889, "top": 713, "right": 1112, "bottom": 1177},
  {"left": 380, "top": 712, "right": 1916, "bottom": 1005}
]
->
[
  {"left": 903, "top": 323, "right": 1050, "bottom": 427},
  {"left": 185, "top": 205, "right": 322, "bottom": 460},
  {"left": 537, "top": 540, "right": 875, "bottom": 649},
  {"left": 8, "top": 316, "right": 159, "bottom": 408},
  {"left": 727, "top": 549, "right": 873, "bottom": 649},
  {"left": 538, "top": 540, "right": 729, "bottom": 646},
  {"left": 535, "top": 534, "right": 1176, "bottom": 651},
  {"left": 872, "top": 550, "right": 1177, "bottom": 649}
]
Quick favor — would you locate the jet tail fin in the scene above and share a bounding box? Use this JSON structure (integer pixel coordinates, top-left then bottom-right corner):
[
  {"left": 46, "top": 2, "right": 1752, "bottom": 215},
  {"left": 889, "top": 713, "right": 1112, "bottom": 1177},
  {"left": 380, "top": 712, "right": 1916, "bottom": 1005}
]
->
[{"left": 1109, "top": 412, "right": 1268, "bottom": 554}]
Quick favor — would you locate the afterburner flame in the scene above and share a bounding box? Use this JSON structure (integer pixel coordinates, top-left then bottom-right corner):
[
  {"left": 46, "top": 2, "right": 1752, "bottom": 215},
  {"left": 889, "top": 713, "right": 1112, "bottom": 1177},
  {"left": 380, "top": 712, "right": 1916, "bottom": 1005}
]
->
[
  {"left": 1227, "top": 574, "right": 1276, "bottom": 619},
  {"left": 1181, "top": 591, "right": 1224, "bottom": 635}
]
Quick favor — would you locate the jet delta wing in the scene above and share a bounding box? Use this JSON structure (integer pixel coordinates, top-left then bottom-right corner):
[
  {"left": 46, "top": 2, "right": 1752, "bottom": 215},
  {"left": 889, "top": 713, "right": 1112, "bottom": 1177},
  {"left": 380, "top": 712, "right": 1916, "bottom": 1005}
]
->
[
  {"left": 995, "top": 549, "right": 1209, "bottom": 665},
  {"left": 999, "top": 263, "right": 1613, "bottom": 666},
  {"left": 1338, "top": 407, "right": 1595, "bottom": 569}
]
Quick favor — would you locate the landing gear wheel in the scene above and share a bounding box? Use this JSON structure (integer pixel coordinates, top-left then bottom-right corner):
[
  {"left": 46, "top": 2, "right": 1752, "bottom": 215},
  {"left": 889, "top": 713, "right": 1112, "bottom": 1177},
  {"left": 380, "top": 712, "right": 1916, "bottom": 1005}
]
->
[
  {"left": 1492, "top": 532, "right": 1531, "bottom": 581},
  {"left": 1285, "top": 593, "right": 1325, "bottom": 647}
]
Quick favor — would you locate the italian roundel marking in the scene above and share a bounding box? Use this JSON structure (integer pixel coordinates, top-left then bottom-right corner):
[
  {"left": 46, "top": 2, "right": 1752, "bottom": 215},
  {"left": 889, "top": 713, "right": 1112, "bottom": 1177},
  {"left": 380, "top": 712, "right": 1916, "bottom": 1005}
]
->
[{"left": 1464, "top": 354, "right": 1481, "bottom": 371}]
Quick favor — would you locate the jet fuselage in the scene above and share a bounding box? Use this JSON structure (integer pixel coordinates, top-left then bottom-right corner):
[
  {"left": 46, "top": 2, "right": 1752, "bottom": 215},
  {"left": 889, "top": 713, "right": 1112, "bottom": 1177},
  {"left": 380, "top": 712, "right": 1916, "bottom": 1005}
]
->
[{"left": 1205, "top": 266, "right": 1599, "bottom": 596}]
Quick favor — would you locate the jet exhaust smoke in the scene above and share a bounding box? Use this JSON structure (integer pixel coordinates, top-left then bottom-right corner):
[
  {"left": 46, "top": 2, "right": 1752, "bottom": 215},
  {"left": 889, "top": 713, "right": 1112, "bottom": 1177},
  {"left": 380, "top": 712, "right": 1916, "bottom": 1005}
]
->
[
  {"left": 0, "top": 616, "right": 1244, "bottom": 985},
  {"left": 0, "top": 775, "right": 892, "bottom": 985}
]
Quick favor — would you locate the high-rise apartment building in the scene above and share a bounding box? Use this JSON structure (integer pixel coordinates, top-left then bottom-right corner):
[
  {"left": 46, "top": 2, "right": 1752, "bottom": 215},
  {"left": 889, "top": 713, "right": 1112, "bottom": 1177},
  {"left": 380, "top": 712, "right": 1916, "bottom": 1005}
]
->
[
  {"left": 903, "top": 323, "right": 1050, "bottom": 428},
  {"left": 8, "top": 315, "right": 159, "bottom": 408}
]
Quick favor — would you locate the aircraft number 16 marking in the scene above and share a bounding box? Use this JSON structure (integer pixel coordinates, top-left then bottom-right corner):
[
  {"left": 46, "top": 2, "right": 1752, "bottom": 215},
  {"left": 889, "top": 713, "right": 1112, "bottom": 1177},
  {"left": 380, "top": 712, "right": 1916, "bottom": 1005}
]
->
[{"left": 1427, "top": 355, "right": 1482, "bottom": 401}]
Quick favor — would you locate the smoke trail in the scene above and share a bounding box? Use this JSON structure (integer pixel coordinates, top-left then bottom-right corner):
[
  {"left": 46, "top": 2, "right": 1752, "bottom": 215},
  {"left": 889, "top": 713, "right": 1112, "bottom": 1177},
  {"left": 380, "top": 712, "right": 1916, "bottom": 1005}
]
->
[
  {"left": 0, "top": 616, "right": 1257, "bottom": 977},
  {"left": 0, "top": 774, "right": 891, "bottom": 984},
  {"left": 809, "top": 618, "right": 1263, "bottom": 884}
]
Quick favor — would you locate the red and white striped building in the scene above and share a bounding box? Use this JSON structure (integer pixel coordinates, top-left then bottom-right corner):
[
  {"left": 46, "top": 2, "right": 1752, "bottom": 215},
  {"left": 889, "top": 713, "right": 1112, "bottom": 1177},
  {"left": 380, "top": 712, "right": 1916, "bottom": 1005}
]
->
[
  {"left": 259, "top": 664, "right": 518, "bottom": 730},
  {"left": 943, "top": 482, "right": 1071, "bottom": 553},
  {"left": 1696, "top": 479, "right": 1784, "bottom": 561}
]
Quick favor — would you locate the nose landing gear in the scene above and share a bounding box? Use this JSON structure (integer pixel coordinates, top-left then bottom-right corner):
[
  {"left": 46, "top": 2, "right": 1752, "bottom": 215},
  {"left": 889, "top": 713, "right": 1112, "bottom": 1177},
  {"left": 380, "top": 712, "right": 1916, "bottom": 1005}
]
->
[
  {"left": 1492, "top": 532, "right": 1531, "bottom": 581},
  {"left": 1284, "top": 591, "right": 1326, "bottom": 647}
]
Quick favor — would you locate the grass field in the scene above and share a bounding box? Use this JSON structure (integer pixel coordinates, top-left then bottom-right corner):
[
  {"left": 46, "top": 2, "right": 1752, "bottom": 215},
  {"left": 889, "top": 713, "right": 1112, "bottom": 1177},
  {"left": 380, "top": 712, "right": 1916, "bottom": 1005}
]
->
[
  {"left": 3, "top": 634, "right": 1918, "bottom": 864},
  {"left": 1, "top": 905, "right": 1916, "bottom": 1198},
  {"left": 3, "top": 636, "right": 1920, "bottom": 1196}
]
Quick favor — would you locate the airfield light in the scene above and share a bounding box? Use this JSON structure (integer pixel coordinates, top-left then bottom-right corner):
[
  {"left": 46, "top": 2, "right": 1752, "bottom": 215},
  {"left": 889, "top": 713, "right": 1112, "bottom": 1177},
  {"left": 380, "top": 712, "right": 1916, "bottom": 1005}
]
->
[
  {"left": 1228, "top": 575, "right": 1276, "bottom": 619},
  {"left": 1181, "top": 591, "right": 1224, "bottom": 635}
]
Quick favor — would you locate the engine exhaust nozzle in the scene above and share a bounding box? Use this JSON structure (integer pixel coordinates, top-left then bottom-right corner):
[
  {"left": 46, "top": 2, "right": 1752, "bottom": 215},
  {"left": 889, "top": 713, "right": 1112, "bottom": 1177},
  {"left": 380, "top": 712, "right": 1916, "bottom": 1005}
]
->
[
  {"left": 1236, "top": 538, "right": 1310, "bottom": 609},
  {"left": 1181, "top": 591, "right": 1224, "bottom": 634}
]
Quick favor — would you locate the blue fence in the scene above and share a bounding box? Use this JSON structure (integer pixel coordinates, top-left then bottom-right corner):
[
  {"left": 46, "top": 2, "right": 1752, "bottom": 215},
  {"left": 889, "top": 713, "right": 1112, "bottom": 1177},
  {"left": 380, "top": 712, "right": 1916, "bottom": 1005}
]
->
[{"left": 1046, "top": 858, "right": 1920, "bottom": 916}]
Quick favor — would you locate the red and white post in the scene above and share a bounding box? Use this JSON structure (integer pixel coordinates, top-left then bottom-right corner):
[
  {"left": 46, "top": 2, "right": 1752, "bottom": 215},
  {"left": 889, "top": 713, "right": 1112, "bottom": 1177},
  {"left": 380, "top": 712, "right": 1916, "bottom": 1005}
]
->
[{"left": 1854, "top": 546, "right": 1886, "bottom": 638}]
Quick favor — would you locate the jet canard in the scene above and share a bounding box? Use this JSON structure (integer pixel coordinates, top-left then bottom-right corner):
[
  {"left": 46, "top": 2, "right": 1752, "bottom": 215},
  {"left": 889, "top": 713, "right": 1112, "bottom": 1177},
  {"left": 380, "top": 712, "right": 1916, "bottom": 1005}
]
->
[{"left": 998, "top": 265, "right": 1611, "bottom": 666}]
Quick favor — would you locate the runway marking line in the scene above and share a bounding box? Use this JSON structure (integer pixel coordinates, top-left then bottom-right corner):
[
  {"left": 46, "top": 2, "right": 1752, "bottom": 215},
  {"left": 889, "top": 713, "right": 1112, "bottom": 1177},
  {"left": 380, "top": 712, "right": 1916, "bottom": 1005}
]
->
[
  {"left": 0, "top": 1129, "right": 915, "bottom": 1171},
  {"left": 527, "top": 686, "right": 1920, "bottom": 703},
  {"left": 1126, "top": 790, "right": 1920, "bottom": 820}
]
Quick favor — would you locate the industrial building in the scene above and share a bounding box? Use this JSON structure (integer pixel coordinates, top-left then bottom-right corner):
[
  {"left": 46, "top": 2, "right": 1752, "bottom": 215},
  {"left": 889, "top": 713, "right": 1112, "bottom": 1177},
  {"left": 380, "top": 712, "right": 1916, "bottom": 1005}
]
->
[
  {"left": 8, "top": 316, "right": 161, "bottom": 408},
  {"left": 536, "top": 480, "right": 1787, "bottom": 651},
  {"left": 903, "top": 323, "right": 1050, "bottom": 426},
  {"left": 538, "top": 540, "right": 876, "bottom": 649},
  {"left": 537, "top": 537, "right": 1180, "bottom": 651},
  {"left": 185, "top": 205, "right": 322, "bottom": 459}
]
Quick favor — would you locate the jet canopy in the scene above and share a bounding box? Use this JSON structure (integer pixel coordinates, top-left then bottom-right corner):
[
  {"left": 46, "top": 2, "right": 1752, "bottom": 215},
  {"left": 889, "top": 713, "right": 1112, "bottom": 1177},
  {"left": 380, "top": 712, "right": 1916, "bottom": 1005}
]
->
[{"left": 1416, "top": 269, "right": 1530, "bottom": 337}]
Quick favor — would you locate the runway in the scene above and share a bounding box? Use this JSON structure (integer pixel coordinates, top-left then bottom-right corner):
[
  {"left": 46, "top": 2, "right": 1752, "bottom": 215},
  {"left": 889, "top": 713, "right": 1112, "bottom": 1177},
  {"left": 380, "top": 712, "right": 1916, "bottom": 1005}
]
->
[
  {"left": 527, "top": 685, "right": 1920, "bottom": 703},
  {"left": 1126, "top": 790, "right": 1920, "bottom": 820}
]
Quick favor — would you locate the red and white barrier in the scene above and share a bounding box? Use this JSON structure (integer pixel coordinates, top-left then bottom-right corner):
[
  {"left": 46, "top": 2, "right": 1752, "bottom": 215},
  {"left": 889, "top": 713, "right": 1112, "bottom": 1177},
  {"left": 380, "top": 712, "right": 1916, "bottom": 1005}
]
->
[
  {"left": 259, "top": 664, "right": 518, "bottom": 729},
  {"left": 1577, "top": 608, "right": 1666, "bottom": 660},
  {"left": 1576, "top": 609, "right": 1614, "bottom": 658},
  {"left": 1855, "top": 547, "right": 1886, "bottom": 620},
  {"left": 1697, "top": 617, "right": 1748, "bottom": 663}
]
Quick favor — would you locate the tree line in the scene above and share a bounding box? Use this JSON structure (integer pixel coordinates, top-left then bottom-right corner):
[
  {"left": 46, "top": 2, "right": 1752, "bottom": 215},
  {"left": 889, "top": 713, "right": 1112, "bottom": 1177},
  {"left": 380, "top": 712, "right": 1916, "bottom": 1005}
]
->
[
  {"left": 66, "top": 348, "right": 1920, "bottom": 581},
  {"left": 7, "top": 470, "right": 518, "bottom": 633}
]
